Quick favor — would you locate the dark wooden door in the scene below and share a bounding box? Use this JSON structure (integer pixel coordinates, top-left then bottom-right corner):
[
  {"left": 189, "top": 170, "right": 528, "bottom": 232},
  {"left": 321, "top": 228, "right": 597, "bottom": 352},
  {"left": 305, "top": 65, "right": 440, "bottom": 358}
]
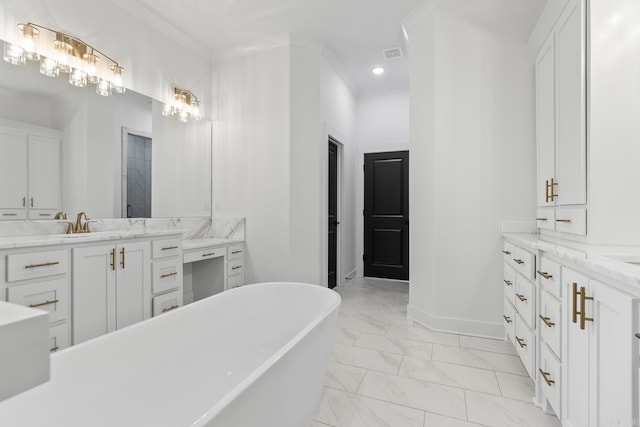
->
[
  {"left": 328, "top": 140, "right": 338, "bottom": 288},
  {"left": 364, "top": 151, "right": 409, "bottom": 280}
]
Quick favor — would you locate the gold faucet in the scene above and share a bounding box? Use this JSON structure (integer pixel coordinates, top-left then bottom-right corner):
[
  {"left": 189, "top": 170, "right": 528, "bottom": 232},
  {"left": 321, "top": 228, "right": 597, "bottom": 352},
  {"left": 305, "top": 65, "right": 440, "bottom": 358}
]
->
[
  {"left": 54, "top": 211, "right": 67, "bottom": 220},
  {"left": 74, "top": 212, "right": 91, "bottom": 233}
]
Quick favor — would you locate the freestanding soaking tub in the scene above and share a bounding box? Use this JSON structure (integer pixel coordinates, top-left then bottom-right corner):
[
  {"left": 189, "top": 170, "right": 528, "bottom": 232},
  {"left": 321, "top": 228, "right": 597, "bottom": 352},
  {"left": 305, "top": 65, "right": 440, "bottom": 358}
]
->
[{"left": 0, "top": 282, "right": 341, "bottom": 427}]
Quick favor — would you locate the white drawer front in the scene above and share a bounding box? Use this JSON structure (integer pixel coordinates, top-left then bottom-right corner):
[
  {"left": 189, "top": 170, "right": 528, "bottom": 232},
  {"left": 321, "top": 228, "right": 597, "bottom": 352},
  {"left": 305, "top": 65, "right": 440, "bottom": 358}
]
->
[
  {"left": 183, "top": 247, "right": 225, "bottom": 264},
  {"left": 511, "top": 247, "right": 536, "bottom": 281},
  {"left": 152, "top": 238, "right": 182, "bottom": 259},
  {"left": 227, "top": 244, "right": 243, "bottom": 260},
  {"left": 538, "top": 256, "right": 561, "bottom": 298},
  {"left": 49, "top": 322, "right": 70, "bottom": 353},
  {"left": 516, "top": 275, "right": 536, "bottom": 330},
  {"left": 515, "top": 315, "right": 536, "bottom": 379},
  {"left": 0, "top": 209, "right": 27, "bottom": 220},
  {"left": 539, "top": 343, "right": 561, "bottom": 416},
  {"left": 152, "top": 290, "right": 183, "bottom": 317},
  {"left": 28, "top": 210, "right": 58, "bottom": 220},
  {"left": 554, "top": 207, "right": 586, "bottom": 236},
  {"left": 228, "top": 274, "right": 243, "bottom": 290},
  {"left": 539, "top": 290, "right": 561, "bottom": 359},
  {"left": 7, "top": 277, "right": 69, "bottom": 324},
  {"left": 152, "top": 258, "right": 183, "bottom": 295},
  {"left": 504, "top": 265, "right": 516, "bottom": 305},
  {"left": 503, "top": 298, "right": 516, "bottom": 344},
  {"left": 7, "top": 249, "right": 68, "bottom": 282},
  {"left": 536, "top": 208, "right": 556, "bottom": 231},
  {"left": 502, "top": 242, "right": 516, "bottom": 259},
  {"left": 228, "top": 259, "right": 243, "bottom": 276}
]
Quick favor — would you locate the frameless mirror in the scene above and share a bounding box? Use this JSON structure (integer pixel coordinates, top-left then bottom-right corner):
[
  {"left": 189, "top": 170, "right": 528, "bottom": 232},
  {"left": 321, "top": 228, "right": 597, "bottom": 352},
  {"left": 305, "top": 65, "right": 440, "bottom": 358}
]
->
[{"left": 0, "top": 39, "right": 212, "bottom": 219}]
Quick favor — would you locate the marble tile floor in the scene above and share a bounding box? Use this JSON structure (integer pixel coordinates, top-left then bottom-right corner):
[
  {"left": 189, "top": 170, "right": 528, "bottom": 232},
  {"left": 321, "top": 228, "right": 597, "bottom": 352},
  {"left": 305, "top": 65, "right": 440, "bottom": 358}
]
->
[{"left": 310, "top": 277, "right": 560, "bottom": 427}]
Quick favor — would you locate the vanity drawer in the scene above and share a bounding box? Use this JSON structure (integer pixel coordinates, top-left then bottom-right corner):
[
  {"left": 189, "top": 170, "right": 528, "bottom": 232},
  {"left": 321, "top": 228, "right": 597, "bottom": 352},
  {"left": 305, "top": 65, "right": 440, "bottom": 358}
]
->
[
  {"left": 7, "top": 277, "right": 69, "bottom": 324},
  {"left": 152, "top": 290, "right": 183, "bottom": 317},
  {"left": 503, "top": 297, "right": 516, "bottom": 344},
  {"left": 7, "top": 249, "right": 68, "bottom": 282},
  {"left": 49, "top": 322, "right": 70, "bottom": 353},
  {"left": 536, "top": 208, "right": 556, "bottom": 231},
  {"left": 538, "top": 257, "right": 561, "bottom": 298},
  {"left": 28, "top": 210, "right": 58, "bottom": 220},
  {"left": 555, "top": 207, "right": 587, "bottom": 236},
  {"left": 515, "top": 315, "right": 536, "bottom": 379},
  {"left": 516, "top": 275, "right": 536, "bottom": 330},
  {"left": 539, "top": 343, "right": 561, "bottom": 415},
  {"left": 228, "top": 274, "right": 243, "bottom": 290},
  {"left": 228, "top": 259, "right": 243, "bottom": 276},
  {"left": 504, "top": 265, "right": 516, "bottom": 304},
  {"left": 152, "top": 258, "right": 183, "bottom": 294},
  {"left": 0, "top": 209, "right": 27, "bottom": 220},
  {"left": 511, "top": 247, "right": 536, "bottom": 281},
  {"left": 152, "top": 238, "right": 182, "bottom": 259},
  {"left": 183, "top": 247, "right": 225, "bottom": 264},
  {"left": 539, "top": 290, "right": 561, "bottom": 359},
  {"left": 227, "top": 244, "right": 243, "bottom": 260}
]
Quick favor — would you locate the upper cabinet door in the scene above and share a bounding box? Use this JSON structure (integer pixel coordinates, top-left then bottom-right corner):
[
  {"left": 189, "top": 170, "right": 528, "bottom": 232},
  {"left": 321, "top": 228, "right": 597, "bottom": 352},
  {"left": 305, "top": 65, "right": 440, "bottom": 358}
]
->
[
  {"left": 555, "top": 0, "right": 587, "bottom": 206},
  {"left": 536, "top": 34, "right": 557, "bottom": 208},
  {"left": 28, "top": 135, "right": 61, "bottom": 210},
  {"left": 0, "top": 128, "right": 27, "bottom": 209}
]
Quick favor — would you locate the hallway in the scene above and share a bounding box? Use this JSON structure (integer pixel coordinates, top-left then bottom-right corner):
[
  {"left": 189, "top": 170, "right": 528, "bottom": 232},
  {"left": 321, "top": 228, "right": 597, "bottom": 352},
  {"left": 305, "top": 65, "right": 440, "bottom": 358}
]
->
[{"left": 311, "top": 278, "right": 561, "bottom": 427}]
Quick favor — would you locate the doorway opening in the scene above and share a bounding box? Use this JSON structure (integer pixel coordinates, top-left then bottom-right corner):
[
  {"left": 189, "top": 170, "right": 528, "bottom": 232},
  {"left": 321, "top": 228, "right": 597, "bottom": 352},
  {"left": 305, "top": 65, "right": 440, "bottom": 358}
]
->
[
  {"left": 363, "top": 150, "right": 409, "bottom": 280},
  {"left": 328, "top": 137, "right": 342, "bottom": 289},
  {"left": 121, "top": 127, "right": 152, "bottom": 218}
]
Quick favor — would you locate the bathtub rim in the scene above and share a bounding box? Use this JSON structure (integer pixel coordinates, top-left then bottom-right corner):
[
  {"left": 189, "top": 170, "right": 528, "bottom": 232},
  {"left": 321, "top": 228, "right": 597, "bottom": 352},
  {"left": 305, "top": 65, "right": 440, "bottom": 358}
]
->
[{"left": 189, "top": 281, "right": 341, "bottom": 427}]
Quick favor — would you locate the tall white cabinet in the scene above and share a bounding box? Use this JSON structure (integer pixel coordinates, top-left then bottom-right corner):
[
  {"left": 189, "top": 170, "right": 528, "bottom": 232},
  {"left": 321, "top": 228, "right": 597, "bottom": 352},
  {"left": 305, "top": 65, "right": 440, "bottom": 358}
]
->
[{"left": 0, "top": 119, "right": 62, "bottom": 220}]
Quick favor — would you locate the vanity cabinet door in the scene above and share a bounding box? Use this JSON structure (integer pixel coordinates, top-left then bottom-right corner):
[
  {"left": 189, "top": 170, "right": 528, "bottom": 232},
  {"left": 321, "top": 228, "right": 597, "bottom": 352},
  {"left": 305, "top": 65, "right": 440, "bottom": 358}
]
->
[
  {"left": 115, "top": 241, "right": 151, "bottom": 328},
  {"left": 28, "top": 135, "right": 61, "bottom": 210},
  {"left": 0, "top": 128, "right": 27, "bottom": 211}
]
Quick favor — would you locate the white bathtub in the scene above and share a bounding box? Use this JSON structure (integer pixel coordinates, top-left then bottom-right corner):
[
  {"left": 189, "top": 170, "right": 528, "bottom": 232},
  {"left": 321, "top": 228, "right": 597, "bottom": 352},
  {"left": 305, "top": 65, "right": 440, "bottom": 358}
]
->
[{"left": 0, "top": 282, "right": 341, "bottom": 427}]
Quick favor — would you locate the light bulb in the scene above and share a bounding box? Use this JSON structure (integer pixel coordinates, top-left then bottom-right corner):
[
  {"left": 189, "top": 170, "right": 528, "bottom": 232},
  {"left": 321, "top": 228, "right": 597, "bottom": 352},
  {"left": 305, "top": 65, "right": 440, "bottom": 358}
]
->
[
  {"left": 178, "top": 109, "right": 188, "bottom": 123},
  {"left": 96, "top": 79, "right": 112, "bottom": 96},
  {"left": 3, "top": 42, "right": 25, "bottom": 65},
  {"left": 69, "top": 68, "right": 87, "bottom": 87},
  {"left": 39, "top": 56, "right": 59, "bottom": 77},
  {"left": 110, "top": 65, "right": 125, "bottom": 93}
]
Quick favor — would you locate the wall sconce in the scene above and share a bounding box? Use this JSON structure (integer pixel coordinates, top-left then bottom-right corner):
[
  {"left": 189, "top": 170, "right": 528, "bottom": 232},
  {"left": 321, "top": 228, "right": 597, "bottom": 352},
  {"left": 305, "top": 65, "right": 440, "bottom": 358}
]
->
[
  {"left": 162, "top": 88, "right": 202, "bottom": 123},
  {"left": 3, "top": 22, "right": 125, "bottom": 96}
]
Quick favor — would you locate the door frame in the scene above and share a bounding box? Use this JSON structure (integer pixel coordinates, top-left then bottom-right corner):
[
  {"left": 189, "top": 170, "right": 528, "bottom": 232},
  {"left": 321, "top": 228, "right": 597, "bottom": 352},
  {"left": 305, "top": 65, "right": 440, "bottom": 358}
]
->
[
  {"left": 322, "top": 130, "right": 344, "bottom": 288},
  {"left": 121, "top": 127, "right": 152, "bottom": 218}
]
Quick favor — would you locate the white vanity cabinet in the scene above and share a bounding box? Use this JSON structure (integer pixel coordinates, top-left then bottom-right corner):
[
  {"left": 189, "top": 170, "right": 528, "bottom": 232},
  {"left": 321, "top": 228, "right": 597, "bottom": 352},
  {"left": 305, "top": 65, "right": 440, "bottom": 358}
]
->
[
  {"left": 0, "top": 120, "right": 62, "bottom": 220},
  {"left": 151, "top": 236, "right": 183, "bottom": 316},
  {"left": 227, "top": 243, "right": 245, "bottom": 290},
  {"left": 1, "top": 248, "right": 71, "bottom": 353},
  {"left": 72, "top": 240, "right": 150, "bottom": 345},
  {"left": 535, "top": 0, "right": 587, "bottom": 235}
]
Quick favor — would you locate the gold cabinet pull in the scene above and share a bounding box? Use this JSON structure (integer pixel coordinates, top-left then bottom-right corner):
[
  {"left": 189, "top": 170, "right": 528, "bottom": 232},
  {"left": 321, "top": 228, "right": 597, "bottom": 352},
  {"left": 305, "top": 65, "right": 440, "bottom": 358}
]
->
[
  {"left": 539, "top": 369, "right": 555, "bottom": 386},
  {"left": 516, "top": 293, "right": 527, "bottom": 302},
  {"left": 545, "top": 179, "right": 550, "bottom": 203},
  {"left": 162, "top": 305, "right": 180, "bottom": 313},
  {"left": 515, "top": 336, "right": 526, "bottom": 348},
  {"left": 120, "top": 247, "right": 125, "bottom": 269},
  {"left": 572, "top": 282, "right": 579, "bottom": 324},
  {"left": 28, "top": 299, "right": 59, "bottom": 308},
  {"left": 22, "top": 197, "right": 26, "bottom": 207},
  {"left": 30, "top": 197, "right": 34, "bottom": 207},
  {"left": 25, "top": 261, "right": 60, "bottom": 269},
  {"left": 537, "top": 270, "right": 552, "bottom": 280},
  {"left": 161, "top": 246, "right": 178, "bottom": 251},
  {"left": 50, "top": 346, "right": 59, "bottom": 353},
  {"left": 202, "top": 252, "right": 218, "bottom": 257},
  {"left": 232, "top": 266, "right": 242, "bottom": 270},
  {"left": 539, "top": 314, "right": 555, "bottom": 328},
  {"left": 160, "top": 272, "right": 178, "bottom": 278},
  {"left": 513, "top": 258, "right": 524, "bottom": 265},
  {"left": 503, "top": 279, "right": 513, "bottom": 286},
  {"left": 550, "top": 178, "right": 558, "bottom": 201},
  {"left": 502, "top": 250, "right": 511, "bottom": 255},
  {"left": 2, "top": 213, "right": 18, "bottom": 216},
  {"left": 503, "top": 315, "right": 512, "bottom": 324},
  {"left": 232, "top": 250, "right": 242, "bottom": 255},
  {"left": 556, "top": 219, "right": 572, "bottom": 223},
  {"left": 536, "top": 217, "right": 548, "bottom": 221},
  {"left": 110, "top": 248, "right": 116, "bottom": 271},
  {"left": 579, "top": 286, "right": 594, "bottom": 330}
]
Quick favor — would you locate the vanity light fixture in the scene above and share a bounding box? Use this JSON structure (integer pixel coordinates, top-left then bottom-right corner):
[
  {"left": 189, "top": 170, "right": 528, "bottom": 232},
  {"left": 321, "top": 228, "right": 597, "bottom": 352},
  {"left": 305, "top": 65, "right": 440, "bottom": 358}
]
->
[
  {"left": 3, "top": 22, "right": 125, "bottom": 96},
  {"left": 162, "top": 88, "right": 202, "bottom": 123}
]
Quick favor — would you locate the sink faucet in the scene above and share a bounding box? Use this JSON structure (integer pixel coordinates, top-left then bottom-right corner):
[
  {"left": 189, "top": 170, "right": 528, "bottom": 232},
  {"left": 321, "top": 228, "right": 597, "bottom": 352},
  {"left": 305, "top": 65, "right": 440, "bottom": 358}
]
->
[
  {"left": 75, "top": 212, "right": 91, "bottom": 233},
  {"left": 54, "top": 211, "right": 67, "bottom": 220}
]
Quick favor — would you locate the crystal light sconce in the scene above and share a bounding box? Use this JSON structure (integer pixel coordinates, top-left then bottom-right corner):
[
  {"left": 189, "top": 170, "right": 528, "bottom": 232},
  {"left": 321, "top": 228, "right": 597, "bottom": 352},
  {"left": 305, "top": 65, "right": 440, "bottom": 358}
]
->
[
  {"left": 162, "top": 88, "right": 202, "bottom": 123},
  {"left": 3, "top": 22, "right": 125, "bottom": 96}
]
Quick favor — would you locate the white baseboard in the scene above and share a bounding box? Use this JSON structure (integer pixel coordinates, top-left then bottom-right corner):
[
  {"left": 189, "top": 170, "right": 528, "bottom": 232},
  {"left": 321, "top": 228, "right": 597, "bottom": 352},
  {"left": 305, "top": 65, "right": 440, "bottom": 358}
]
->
[
  {"left": 407, "top": 304, "right": 504, "bottom": 339},
  {"left": 344, "top": 269, "right": 358, "bottom": 281}
]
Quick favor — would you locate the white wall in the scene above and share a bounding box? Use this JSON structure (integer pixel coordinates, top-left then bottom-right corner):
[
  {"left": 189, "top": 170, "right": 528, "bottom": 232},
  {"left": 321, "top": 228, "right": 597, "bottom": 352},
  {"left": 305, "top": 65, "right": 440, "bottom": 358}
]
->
[
  {"left": 0, "top": 88, "right": 53, "bottom": 128},
  {"left": 355, "top": 91, "right": 410, "bottom": 276},
  {"left": 404, "top": 3, "right": 536, "bottom": 337}
]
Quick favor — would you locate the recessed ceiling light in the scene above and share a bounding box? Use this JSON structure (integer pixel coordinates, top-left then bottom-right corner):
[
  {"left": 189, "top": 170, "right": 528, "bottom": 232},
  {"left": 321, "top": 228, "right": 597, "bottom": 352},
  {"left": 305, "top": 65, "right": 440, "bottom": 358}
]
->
[{"left": 372, "top": 67, "right": 385, "bottom": 75}]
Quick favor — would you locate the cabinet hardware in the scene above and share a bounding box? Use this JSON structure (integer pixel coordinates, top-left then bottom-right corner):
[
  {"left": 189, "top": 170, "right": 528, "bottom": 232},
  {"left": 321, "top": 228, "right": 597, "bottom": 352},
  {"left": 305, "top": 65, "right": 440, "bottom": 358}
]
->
[
  {"left": 120, "top": 247, "right": 126, "bottom": 269},
  {"left": 536, "top": 217, "right": 548, "bottom": 221},
  {"left": 537, "top": 270, "right": 552, "bottom": 280},
  {"left": 572, "top": 282, "right": 579, "bottom": 324},
  {"left": 539, "top": 315, "right": 555, "bottom": 328},
  {"left": 635, "top": 333, "right": 640, "bottom": 339},
  {"left": 232, "top": 250, "right": 242, "bottom": 255},
  {"left": 545, "top": 179, "right": 550, "bottom": 203},
  {"left": 502, "top": 250, "right": 511, "bottom": 255},
  {"left": 515, "top": 336, "right": 527, "bottom": 348},
  {"left": 516, "top": 293, "right": 527, "bottom": 302},
  {"left": 30, "top": 197, "right": 34, "bottom": 207},
  {"left": 503, "top": 279, "right": 512, "bottom": 286},
  {"left": 160, "top": 272, "right": 178, "bottom": 278},
  {"left": 50, "top": 346, "right": 59, "bottom": 353},
  {"left": 503, "top": 315, "right": 512, "bottom": 324},
  {"left": 38, "top": 213, "right": 50, "bottom": 216},
  {"left": 550, "top": 178, "right": 558, "bottom": 201},
  {"left": 25, "top": 261, "right": 60, "bottom": 269},
  {"left": 162, "top": 305, "right": 180, "bottom": 313},
  {"left": 232, "top": 266, "right": 242, "bottom": 270},
  {"left": 161, "top": 246, "right": 178, "bottom": 251},
  {"left": 579, "top": 286, "right": 594, "bottom": 330},
  {"left": 28, "top": 299, "right": 59, "bottom": 308},
  {"left": 110, "top": 249, "right": 116, "bottom": 271},
  {"left": 513, "top": 258, "right": 524, "bottom": 265},
  {"left": 2, "top": 213, "right": 18, "bottom": 216},
  {"left": 202, "top": 252, "right": 218, "bottom": 257},
  {"left": 556, "top": 219, "right": 572, "bottom": 223},
  {"left": 539, "top": 369, "right": 555, "bottom": 386},
  {"left": 22, "top": 197, "right": 26, "bottom": 207}
]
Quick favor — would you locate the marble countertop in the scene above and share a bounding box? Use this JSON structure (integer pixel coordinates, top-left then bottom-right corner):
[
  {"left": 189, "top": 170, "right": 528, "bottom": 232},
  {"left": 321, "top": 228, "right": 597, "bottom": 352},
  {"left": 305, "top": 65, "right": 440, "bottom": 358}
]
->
[
  {"left": 183, "top": 237, "right": 244, "bottom": 251},
  {"left": 0, "top": 230, "right": 183, "bottom": 250},
  {"left": 503, "top": 233, "right": 640, "bottom": 295}
]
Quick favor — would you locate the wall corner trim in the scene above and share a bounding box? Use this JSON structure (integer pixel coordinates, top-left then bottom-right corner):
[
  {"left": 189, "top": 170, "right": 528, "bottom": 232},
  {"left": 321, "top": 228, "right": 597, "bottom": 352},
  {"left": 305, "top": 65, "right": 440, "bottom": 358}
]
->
[
  {"left": 401, "top": 0, "right": 445, "bottom": 34},
  {"left": 407, "top": 304, "right": 505, "bottom": 339}
]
